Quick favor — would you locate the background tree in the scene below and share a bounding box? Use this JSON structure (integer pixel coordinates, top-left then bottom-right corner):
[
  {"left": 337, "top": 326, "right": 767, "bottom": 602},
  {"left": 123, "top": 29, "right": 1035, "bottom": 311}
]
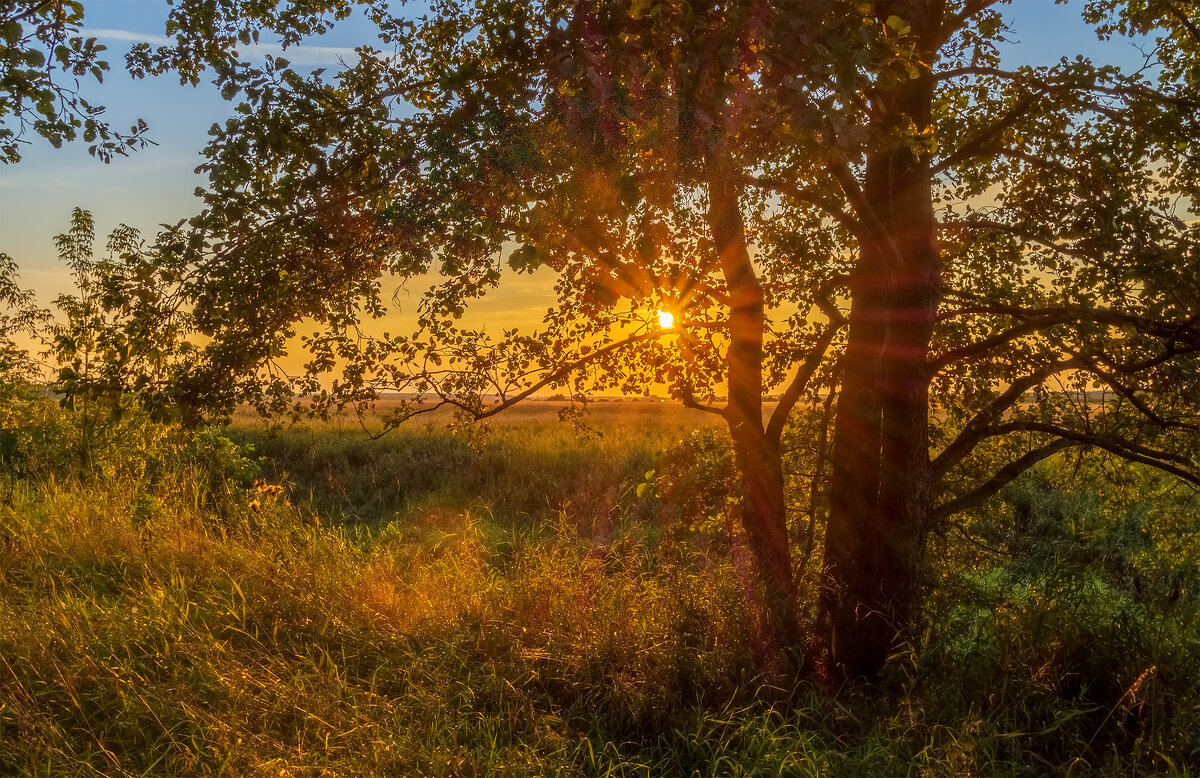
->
[
  {"left": 49, "top": 207, "right": 198, "bottom": 425},
  {"left": 0, "top": 250, "right": 48, "bottom": 384},
  {"left": 124, "top": 0, "right": 1199, "bottom": 681}
]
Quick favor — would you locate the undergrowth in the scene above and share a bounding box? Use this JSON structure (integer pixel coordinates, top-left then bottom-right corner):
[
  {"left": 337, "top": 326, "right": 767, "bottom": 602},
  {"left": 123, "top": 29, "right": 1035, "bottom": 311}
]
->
[{"left": 0, "top": 394, "right": 1197, "bottom": 776}]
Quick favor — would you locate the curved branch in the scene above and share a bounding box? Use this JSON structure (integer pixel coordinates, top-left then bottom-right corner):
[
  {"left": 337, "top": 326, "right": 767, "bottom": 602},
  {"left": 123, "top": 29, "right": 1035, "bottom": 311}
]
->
[
  {"left": 680, "top": 385, "right": 727, "bottom": 417},
  {"left": 939, "top": 295, "right": 1200, "bottom": 345},
  {"left": 743, "top": 175, "right": 858, "bottom": 232},
  {"left": 766, "top": 319, "right": 845, "bottom": 449},
  {"left": 932, "top": 357, "right": 1084, "bottom": 476},
  {"left": 933, "top": 65, "right": 1200, "bottom": 110},
  {"left": 935, "top": 0, "right": 1003, "bottom": 47},
  {"left": 940, "top": 218, "right": 1098, "bottom": 263},
  {"left": 989, "top": 421, "right": 1200, "bottom": 485},
  {"left": 934, "top": 438, "right": 1080, "bottom": 521},
  {"left": 373, "top": 330, "right": 668, "bottom": 433},
  {"left": 1070, "top": 353, "right": 1200, "bottom": 432},
  {"left": 931, "top": 92, "right": 1044, "bottom": 176},
  {"left": 1163, "top": 1, "right": 1200, "bottom": 42},
  {"left": 929, "top": 314, "right": 1070, "bottom": 371}
]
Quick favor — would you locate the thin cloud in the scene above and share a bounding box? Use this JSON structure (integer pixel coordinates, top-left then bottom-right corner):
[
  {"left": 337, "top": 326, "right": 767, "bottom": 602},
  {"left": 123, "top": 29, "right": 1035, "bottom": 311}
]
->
[
  {"left": 83, "top": 28, "right": 172, "bottom": 45},
  {"left": 83, "top": 28, "right": 361, "bottom": 66}
]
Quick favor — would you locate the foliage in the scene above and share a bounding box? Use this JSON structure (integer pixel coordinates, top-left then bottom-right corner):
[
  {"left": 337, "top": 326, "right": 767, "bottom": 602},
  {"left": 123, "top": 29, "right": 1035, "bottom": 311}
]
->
[
  {"left": 0, "top": 0, "right": 149, "bottom": 162},
  {"left": 111, "top": 0, "right": 1199, "bottom": 469},
  {"left": 7, "top": 0, "right": 1200, "bottom": 678},
  {"left": 0, "top": 250, "right": 47, "bottom": 383},
  {"left": 81, "top": 0, "right": 1199, "bottom": 677},
  {"left": 645, "top": 428, "right": 739, "bottom": 534},
  {"left": 923, "top": 463, "right": 1200, "bottom": 768},
  {"left": 46, "top": 207, "right": 198, "bottom": 422}
]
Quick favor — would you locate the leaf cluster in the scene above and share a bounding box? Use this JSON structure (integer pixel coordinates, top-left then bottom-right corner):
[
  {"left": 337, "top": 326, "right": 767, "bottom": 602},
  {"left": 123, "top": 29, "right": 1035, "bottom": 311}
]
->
[{"left": 0, "top": 0, "right": 150, "bottom": 162}]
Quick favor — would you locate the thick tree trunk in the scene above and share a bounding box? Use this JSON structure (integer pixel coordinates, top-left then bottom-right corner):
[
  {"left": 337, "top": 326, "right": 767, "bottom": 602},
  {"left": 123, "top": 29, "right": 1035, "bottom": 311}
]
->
[
  {"left": 821, "top": 3, "right": 942, "bottom": 682},
  {"left": 709, "top": 165, "right": 800, "bottom": 659}
]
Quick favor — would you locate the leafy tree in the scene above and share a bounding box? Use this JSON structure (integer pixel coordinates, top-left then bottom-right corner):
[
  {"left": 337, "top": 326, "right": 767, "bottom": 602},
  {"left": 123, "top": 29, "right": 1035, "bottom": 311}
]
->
[
  {"left": 123, "top": 0, "right": 1198, "bottom": 681},
  {"left": 49, "top": 207, "right": 197, "bottom": 424},
  {"left": 0, "top": 0, "right": 149, "bottom": 162},
  {"left": 0, "top": 250, "right": 48, "bottom": 383}
]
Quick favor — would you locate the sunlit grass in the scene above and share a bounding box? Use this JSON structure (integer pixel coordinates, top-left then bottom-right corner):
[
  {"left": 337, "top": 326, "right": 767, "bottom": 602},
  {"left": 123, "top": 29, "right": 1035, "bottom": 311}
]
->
[{"left": 0, "top": 400, "right": 1197, "bottom": 775}]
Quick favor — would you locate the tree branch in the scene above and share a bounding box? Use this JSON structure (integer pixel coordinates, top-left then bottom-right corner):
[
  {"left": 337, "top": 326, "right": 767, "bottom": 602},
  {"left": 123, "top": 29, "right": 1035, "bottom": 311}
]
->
[
  {"left": 990, "top": 420, "right": 1200, "bottom": 484},
  {"left": 929, "top": 314, "right": 1070, "bottom": 371},
  {"left": 1071, "top": 353, "right": 1200, "bottom": 431},
  {"left": 1163, "top": 1, "right": 1200, "bottom": 42},
  {"left": 680, "top": 385, "right": 727, "bottom": 417},
  {"left": 934, "top": 438, "right": 1080, "bottom": 521},
  {"left": 765, "top": 292, "right": 846, "bottom": 445},
  {"left": 935, "top": 0, "right": 1004, "bottom": 47},
  {"left": 933, "top": 65, "right": 1200, "bottom": 110},
  {"left": 374, "top": 330, "right": 667, "bottom": 431},
  {"left": 766, "top": 308, "right": 846, "bottom": 449},
  {"left": 939, "top": 295, "right": 1200, "bottom": 345},
  {"left": 743, "top": 175, "right": 858, "bottom": 232},
  {"left": 940, "top": 218, "right": 1098, "bottom": 263},
  {"left": 826, "top": 156, "right": 906, "bottom": 274},
  {"left": 931, "top": 357, "right": 1083, "bottom": 476},
  {"left": 932, "top": 92, "right": 1044, "bottom": 176}
]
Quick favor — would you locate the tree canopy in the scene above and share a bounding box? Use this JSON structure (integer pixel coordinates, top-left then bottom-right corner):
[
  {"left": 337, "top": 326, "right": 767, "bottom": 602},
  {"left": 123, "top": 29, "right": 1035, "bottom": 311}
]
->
[{"left": 32, "top": 0, "right": 1200, "bottom": 680}]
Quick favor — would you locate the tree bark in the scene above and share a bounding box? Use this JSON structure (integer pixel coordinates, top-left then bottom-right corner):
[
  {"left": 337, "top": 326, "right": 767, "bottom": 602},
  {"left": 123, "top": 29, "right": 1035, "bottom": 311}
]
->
[
  {"left": 821, "top": 2, "right": 943, "bottom": 682},
  {"left": 709, "top": 163, "right": 800, "bottom": 660}
]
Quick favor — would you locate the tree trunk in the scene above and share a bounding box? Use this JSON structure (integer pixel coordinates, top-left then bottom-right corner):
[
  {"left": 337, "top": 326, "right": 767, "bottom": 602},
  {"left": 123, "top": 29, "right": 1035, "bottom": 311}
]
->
[
  {"left": 821, "top": 4, "right": 942, "bottom": 682},
  {"left": 709, "top": 164, "right": 800, "bottom": 660}
]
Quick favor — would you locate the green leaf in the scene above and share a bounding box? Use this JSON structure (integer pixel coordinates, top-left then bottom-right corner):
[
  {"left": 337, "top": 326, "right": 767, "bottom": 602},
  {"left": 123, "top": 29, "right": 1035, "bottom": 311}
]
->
[
  {"left": 507, "top": 244, "right": 542, "bottom": 273},
  {"left": 886, "top": 15, "right": 911, "bottom": 36}
]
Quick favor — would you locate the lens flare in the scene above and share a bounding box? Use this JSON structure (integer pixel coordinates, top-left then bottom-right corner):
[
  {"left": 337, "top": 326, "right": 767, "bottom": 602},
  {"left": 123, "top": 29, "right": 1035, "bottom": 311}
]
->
[{"left": 656, "top": 310, "right": 674, "bottom": 329}]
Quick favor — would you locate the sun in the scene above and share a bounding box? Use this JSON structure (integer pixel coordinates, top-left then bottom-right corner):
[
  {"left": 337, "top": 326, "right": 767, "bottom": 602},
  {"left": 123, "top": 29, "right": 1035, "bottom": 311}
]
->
[{"left": 656, "top": 310, "right": 674, "bottom": 329}]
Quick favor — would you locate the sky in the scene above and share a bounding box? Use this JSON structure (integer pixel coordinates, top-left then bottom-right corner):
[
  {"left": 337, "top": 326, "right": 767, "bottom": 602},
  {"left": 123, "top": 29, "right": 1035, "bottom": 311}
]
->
[{"left": 0, "top": 0, "right": 1162, "bottom": 304}]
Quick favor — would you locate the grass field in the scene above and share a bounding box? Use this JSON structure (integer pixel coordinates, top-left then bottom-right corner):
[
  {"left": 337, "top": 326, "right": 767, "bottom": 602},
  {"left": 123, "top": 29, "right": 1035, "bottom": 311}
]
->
[{"left": 1, "top": 396, "right": 1198, "bottom": 775}]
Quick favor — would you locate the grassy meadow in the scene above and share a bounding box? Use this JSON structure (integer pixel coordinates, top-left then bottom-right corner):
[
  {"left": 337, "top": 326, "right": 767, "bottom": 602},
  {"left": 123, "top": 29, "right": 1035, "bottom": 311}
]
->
[{"left": 1, "top": 393, "right": 1198, "bottom": 776}]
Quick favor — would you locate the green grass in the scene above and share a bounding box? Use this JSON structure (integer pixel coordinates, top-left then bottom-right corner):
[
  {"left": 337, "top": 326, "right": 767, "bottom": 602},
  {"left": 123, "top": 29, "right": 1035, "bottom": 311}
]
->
[{"left": 0, "top": 399, "right": 1198, "bottom": 775}]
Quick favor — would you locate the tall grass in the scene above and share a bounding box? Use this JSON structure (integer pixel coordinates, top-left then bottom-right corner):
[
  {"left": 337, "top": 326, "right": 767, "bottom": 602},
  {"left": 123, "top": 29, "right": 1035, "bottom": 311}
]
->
[{"left": 1, "top": 397, "right": 1197, "bottom": 775}]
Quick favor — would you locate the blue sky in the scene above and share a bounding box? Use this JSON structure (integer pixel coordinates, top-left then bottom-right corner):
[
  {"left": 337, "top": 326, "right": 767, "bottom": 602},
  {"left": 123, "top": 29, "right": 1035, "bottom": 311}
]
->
[{"left": 0, "top": 0, "right": 1159, "bottom": 298}]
